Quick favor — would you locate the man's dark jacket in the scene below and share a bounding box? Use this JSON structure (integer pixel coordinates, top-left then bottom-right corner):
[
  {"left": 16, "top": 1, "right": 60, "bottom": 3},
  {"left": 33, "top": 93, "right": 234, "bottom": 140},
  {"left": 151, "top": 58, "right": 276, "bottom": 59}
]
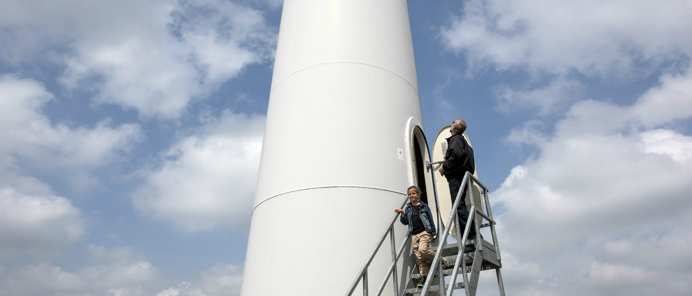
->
[{"left": 442, "top": 133, "right": 475, "bottom": 178}]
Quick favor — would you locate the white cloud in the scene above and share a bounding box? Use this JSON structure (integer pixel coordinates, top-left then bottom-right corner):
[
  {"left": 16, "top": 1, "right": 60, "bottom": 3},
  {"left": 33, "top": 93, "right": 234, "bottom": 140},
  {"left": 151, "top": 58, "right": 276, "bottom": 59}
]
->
[
  {"left": 601, "top": 228, "right": 692, "bottom": 273},
  {"left": 584, "top": 262, "right": 656, "bottom": 289},
  {"left": 87, "top": 245, "right": 146, "bottom": 264},
  {"left": 0, "top": 0, "right": 277, "bottom": 119},
  {"left": 488, "top": 66, "right": 692, "bottom": 295},
  {"left": 440, "top": 0, "right": 692, "bottom": 77},
  {"left": 505, "top": 120, "right": 548, "bottom": 147},
  {"left": 630, "top": 68, "right": 692, "bottom": 127},
  {"left": 198, "top": 263, "right": 243, "bottom": 296},
  {"left": 0, "top": 261, "right": 159, "bottom": 296},
  {"left": 439, "top": 0, "right": 692, "bottom": 119},
  {"left": 0, "top": 257, "right": 242, "bottom": 296},
  {"left": 558, "top": 67, "right": 692, "bottom": 137},
  {"left": 0, "top": 75, "right": 141, "bottom": 193},
  {"left": 0, "top": 187, "right": 85, "bottom": 258},
  {"left": 496, "top": 77, "right": 584, "bottom": 115},
  {"left": 132, "top": 111, "right": 264, "bottom": 232},
  {"left": 156, "top": 263, "right": 243, "bottom": 296},
  {"left": 640, "top": 129, "right": 692, "bottom": 162}
]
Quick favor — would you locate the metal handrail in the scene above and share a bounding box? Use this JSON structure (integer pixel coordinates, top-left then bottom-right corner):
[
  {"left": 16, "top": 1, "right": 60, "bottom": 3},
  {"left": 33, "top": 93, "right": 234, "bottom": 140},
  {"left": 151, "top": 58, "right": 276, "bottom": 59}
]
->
[
  {"left": 473, "top": 208, "right": 494, "bottom": 224},
  {"left": 419, "top": 172, "right": 471, "bottom": 296},
  {"left": 345, "top": 196, "right": 410, "bottom": 296},
  {"left": 375, "top": 229, "right": 411, "bottom": 296},
  {"left": 425, "top": 160, "right": 447, "bottom": 296},
  {"left": 426, "top": 160, "right": 446, "bottom": 249},
  {"left": 346, "top": 171, "right": 504, "bottom": 296},
  {"left": 420, "top": 171, "right": 503, "bottom": 296},
  {"left": 447, "top": 173, "right": 482, "bottom": 296}
]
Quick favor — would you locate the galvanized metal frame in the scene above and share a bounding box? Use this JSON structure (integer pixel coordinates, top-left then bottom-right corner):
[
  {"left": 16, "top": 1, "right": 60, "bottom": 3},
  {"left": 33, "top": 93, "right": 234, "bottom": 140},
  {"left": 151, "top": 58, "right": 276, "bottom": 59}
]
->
[
  {"left": 427, "top": 160, "right": 446, "bottom": 253},
  {"left": 346, "top": 196, "right": 410, "bottom": 296},
  {"left": 418, "top": 171, "right": 505, "bottom": 296},
  {"left": 346, "top": 157, "right": 447, "bottom": 296},
  {"left": 347, "top": 171, "right": 506, "bottom": 296}
]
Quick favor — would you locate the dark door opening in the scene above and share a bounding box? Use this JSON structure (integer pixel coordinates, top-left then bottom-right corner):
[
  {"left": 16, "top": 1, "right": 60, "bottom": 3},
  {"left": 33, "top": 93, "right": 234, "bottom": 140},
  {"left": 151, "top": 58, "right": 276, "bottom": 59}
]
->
[{"left": 413, "top": 133, "right": 428, "bottom": 205}]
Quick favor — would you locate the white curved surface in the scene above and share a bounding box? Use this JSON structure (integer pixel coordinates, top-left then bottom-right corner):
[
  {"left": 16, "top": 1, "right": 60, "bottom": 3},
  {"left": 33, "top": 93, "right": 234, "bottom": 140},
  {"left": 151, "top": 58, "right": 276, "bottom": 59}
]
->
[
  {"left": 241, "top": 1, "right": 423, "bottom": 295},
  {"left": 254, "top": 63, "right": 421, "bottom": 207},
  {"left": 270, "top": 0, "right": 417, "bottom": 93}
]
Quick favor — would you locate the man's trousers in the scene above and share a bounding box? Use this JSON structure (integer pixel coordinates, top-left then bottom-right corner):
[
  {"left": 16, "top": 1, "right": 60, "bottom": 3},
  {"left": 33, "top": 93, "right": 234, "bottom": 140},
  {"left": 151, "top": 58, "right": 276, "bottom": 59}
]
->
[{"left": 448, "top": 176, "right": 477, "bottom": 239}]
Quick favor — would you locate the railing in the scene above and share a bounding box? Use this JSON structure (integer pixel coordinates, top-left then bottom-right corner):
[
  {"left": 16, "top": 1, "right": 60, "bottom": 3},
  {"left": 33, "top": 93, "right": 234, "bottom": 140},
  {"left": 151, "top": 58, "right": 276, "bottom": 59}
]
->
[
  {"left": 420, "top": 171, "right": 504, "bottom": 296},
  {"left": 427, "top": 160, "right": 447, "bottom": 254},
  {"left": 345, "top": 196, "right": 410, "bottom": 296},
  {"left": 345, "top": 164, "right": 446, "bottom": 296},
  {"left": 346, "top": 170, "right": 504, "bottom": 296}
]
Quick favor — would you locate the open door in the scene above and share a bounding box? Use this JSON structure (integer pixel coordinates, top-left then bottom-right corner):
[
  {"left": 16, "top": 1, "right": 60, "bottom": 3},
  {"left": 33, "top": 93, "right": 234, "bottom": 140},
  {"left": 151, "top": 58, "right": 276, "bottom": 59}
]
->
[
  {"left": 409, "top": 126, "right": 440, "bottom": 231},
  {"left": 432, "top": 126, "right": 483, "bottom": 240}
]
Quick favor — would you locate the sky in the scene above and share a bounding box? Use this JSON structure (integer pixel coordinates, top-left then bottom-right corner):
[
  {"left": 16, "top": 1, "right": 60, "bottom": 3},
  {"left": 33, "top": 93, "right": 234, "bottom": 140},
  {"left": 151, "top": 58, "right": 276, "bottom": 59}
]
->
[{"left": 0, "top": 0, "right": 691, "bottom": 295}]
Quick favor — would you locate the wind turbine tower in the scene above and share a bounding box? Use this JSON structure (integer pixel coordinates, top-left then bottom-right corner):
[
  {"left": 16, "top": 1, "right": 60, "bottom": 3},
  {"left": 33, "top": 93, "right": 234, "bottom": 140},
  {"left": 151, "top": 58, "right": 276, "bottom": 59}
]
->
[{"left": 241, "top": 0, "right": 431, "bottom": 295}]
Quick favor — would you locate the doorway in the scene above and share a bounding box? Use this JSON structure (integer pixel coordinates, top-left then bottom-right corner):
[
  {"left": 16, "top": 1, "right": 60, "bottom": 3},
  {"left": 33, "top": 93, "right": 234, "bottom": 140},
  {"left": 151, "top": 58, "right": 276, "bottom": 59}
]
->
[{"left": 410, "top": 126, "right": 439, "bottom": 229}]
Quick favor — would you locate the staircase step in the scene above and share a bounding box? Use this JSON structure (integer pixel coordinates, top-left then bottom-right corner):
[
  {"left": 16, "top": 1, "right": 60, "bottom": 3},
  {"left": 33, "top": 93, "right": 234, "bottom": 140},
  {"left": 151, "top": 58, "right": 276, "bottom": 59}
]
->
[
  {"left": 412, "top": 244, "right": 503, "bottom": 276},
  {"left": 411, "top": 266, "right": 471, "bottom": 279},
  {"left": 404, "top": 282, "right": 465, "bottom": 295},
  {"left": 411, "top": 266, "right": 473, "bottom": 279},
  {"left": 438, "top": 238, "right": 501, "bottom": 257},
  {"left": 438, "top": 239, "right": 476, "bottom": 252},
  {"left": 421, "top": 254, "right": 474, "bottom": 270},
  {"left": 439, "top": 239, "right": 501, "bottom": 268},
  {"left": 443, "top": 253, "right": 474, "bottom": 266}
]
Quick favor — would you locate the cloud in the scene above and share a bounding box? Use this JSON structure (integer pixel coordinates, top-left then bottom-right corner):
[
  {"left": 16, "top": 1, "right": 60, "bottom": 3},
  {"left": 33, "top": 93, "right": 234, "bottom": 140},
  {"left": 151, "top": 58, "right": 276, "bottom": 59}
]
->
[
  {"left": 0, "top": 0, "right": 277, "bottom": 119},
  {"left": 0, "top": 187, "right": 85, "bottom": 259},
  {"left": 87, "top": 245, "right": 146, "bottom": 264},
  {"left": 505, "top": 120, "right": 548, "bottom": 147},
  {"left": 630, "top": 68, "right": 692, "bottom": 127},
  {"left": 0, "top": 75, "right": 141, "bottom": 193},
  {"left": 438, "top": 0, "right": 692, "bottom": 121},
  {"left": 197, "top": 263, "right": 243, "bottom": 296},
  {"left": 0, "top": 261, "right": 159, "bottom": 296},
  {"left": 496, "top": 77, "right": 584, "bottom": 115},
  {"left": 478, "top": 228, "right": 692, "bottom": 296},
  {"left": 156, "top": 263, "right": 243, "bottom": 296},
  {"left": 0, "top": 254, "right": 242, "bottom": 296},
  {"left": 640, "top": 129, "right": 692, "bottom": 162},
  {"left": 488, "top": 66, "right": 692, "bottom": 295},
  {"left": 556, "top": 67, "right": 692, "bottom": 137},
  {"left": 440, "top": 0, "right": 692, "bottom": 77},
  {"left": 132, "top": 111, "right": 264, "bottom": 232}
]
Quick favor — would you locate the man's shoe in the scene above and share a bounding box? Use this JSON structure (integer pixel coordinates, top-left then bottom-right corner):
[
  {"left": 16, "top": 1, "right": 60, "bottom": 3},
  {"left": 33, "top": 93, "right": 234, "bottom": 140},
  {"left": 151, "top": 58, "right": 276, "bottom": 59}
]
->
[{"left": 417, "top": 276, "right": 426, "bottom": 288}]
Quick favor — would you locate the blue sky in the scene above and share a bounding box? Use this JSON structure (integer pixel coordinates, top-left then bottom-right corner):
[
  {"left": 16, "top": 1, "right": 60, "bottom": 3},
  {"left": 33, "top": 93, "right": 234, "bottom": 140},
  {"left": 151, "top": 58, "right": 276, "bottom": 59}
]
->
[{"left": 1, "top": 0, "right": 691, "bottom": 295}]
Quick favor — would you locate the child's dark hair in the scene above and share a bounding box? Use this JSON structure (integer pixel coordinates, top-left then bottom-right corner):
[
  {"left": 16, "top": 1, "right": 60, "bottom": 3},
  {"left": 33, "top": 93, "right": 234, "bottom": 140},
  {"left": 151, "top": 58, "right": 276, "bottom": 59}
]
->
[{"left": 407, "top": 185, "right": 421, "bottom": 194}]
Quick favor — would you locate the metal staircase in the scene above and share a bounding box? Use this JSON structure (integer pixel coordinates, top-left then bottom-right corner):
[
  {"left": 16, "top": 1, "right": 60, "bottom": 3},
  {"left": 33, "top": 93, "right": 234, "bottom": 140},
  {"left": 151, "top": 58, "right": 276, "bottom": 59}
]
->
[{"left": 346, "top": 171, "right": 506, "bottom": 296}]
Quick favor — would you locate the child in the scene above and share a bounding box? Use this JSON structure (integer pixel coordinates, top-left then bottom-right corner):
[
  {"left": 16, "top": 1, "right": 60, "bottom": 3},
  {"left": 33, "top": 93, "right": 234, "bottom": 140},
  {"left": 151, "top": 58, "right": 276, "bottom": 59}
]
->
[{"left": 395, "top": 186, "right": 452, "bottom": 287}]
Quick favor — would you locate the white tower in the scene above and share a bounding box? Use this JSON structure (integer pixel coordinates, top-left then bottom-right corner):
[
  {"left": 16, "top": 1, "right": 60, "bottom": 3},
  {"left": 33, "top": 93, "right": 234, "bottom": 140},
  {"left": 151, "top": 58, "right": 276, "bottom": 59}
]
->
[{"left": 241, "top": 1, "right": 433, "bottom": 295}]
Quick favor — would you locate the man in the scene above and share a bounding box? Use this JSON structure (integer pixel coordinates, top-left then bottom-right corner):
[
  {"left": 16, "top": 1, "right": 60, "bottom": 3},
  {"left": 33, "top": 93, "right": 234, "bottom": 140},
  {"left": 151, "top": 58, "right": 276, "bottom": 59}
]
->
[
  {"left": 395, "top": 186, "right": 452, "bottom": 287},
  {"left": 438, "top": 119, "right": 478, "bottom": 240}
]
